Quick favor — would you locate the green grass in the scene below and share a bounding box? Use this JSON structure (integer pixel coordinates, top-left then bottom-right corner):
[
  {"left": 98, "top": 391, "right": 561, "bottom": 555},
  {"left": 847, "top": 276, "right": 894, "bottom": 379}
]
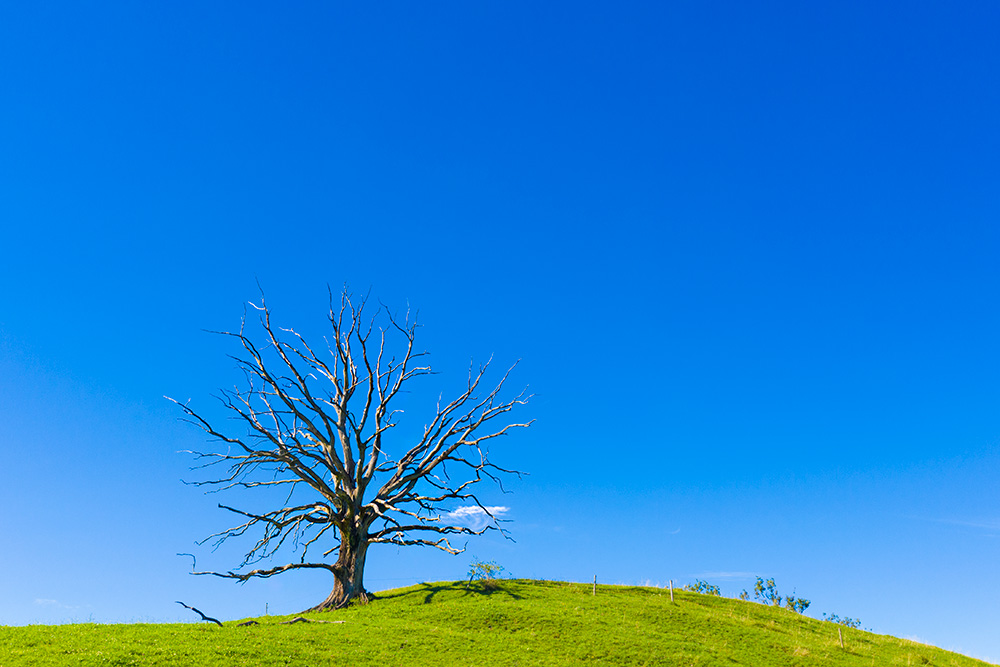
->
[{"left": 0, "top": 580, "right": 993, "bottom": 666}]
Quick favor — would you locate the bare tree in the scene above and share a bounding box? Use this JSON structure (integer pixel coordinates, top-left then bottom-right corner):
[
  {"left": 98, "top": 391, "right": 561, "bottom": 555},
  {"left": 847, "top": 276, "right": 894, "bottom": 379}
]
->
[{"left": 169, "top": 288, "right": 530, "bottom": 611}]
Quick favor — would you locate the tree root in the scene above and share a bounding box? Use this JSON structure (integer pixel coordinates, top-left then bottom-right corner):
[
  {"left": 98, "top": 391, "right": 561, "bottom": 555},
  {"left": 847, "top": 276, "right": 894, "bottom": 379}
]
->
[{"left": 235, "top": 617, "right": 345, "bottom": 627}]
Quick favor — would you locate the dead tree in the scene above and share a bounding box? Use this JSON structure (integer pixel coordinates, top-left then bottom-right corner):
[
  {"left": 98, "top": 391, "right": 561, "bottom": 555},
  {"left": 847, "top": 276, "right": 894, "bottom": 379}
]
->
[{"left": 169, "top": 288, "right": 530, "bottom": 611}]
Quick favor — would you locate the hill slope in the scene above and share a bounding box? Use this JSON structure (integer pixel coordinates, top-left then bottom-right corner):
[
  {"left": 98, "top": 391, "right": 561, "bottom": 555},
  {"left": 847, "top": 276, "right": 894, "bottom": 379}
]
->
[{"left": 0, "top": 580, "right": 993, "bottom": 666}]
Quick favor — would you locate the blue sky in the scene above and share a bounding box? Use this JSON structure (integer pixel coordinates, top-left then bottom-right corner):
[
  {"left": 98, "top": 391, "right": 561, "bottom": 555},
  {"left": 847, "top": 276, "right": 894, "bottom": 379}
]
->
[{"left": 1, "top": 0, "right": 999, "bottom": 661}]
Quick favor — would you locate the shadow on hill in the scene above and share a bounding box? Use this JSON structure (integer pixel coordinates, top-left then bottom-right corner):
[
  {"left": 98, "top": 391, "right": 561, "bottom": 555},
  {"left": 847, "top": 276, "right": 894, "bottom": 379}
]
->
[{"left": 375, "top": 581, "right": 524, "bottom": 605}]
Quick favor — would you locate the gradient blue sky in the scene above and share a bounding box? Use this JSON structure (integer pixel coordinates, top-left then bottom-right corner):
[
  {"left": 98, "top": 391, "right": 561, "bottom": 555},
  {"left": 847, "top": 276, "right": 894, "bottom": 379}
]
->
[{"left": 1, "top": 1, "right": 999, "bottom": 662}]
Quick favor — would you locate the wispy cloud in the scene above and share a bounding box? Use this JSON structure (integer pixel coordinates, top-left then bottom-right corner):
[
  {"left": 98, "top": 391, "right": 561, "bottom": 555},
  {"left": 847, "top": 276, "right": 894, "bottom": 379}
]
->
[
  {"left": 922, "top": 517, "right": 1000, "bottom": 533},
  {"left": 442, "top": 505, "right": 509, "bottom": 531}
]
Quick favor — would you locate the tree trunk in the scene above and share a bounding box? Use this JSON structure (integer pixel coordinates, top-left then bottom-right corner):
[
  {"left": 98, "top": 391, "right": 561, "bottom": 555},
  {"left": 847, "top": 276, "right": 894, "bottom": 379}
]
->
[{"left": 304, "top": 526, "right": 370, "bottom": 612}]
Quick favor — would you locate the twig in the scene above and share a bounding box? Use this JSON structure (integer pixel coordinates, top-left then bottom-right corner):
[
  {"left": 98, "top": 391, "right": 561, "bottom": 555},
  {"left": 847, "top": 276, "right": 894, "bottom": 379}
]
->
[{"left": 176, "top": 601, "right": 223, "bottom": 627}]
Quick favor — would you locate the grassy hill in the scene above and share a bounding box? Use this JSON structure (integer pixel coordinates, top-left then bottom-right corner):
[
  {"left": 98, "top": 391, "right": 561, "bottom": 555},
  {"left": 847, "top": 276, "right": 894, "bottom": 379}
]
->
[{"left": 0, "top": 579, "right": 993, "bottom": 666}]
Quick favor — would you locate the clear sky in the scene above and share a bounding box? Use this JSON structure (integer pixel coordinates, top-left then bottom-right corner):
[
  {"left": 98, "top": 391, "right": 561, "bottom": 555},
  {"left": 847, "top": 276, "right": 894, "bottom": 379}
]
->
[{"left": 1, "top": 1, "right": 999, "bottom": 662}]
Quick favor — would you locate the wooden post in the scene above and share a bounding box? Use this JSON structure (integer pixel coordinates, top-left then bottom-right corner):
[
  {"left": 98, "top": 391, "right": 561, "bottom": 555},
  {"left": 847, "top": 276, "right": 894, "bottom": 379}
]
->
[
  {"left": 669, "top": 579, "right": 674, "bottom": 603},
  {"left": 265, "top": 603, "right": 269, "bottom": 616},
  {"left": 838, "top": 627, "right": 844, "bottom": 649},
  {"left": 593, "top": 575, "right": 597, "bottom": 596}
]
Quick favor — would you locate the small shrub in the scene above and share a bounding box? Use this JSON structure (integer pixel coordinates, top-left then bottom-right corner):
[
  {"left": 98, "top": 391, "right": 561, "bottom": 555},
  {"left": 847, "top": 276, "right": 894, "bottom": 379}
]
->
[
  {"left": 467, "top": 558, "right": 506, "bottom": 591},
  {"left": 784, "top": 595, "right": 810, "bottom": 614},
  {"left": 822, "top": 613, "right": 861, "bottom": 629},
  {"left": 683, "top": 580, "right": 721, "bottom": 596},
  {"left": 745, "top": 577, "right": 810, "bottom": 614},
  {"left": 752, "top": 577, "right": 782, "bottom": 607},
  {"left": 753, "top": 577, "right": 781, "bottom": 606}
]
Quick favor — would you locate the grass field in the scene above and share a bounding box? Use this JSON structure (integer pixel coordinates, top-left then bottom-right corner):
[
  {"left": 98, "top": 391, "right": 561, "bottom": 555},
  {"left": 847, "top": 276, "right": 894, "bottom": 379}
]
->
[{"left": 0, "top": 579, "right": 993, "bottom": 666}]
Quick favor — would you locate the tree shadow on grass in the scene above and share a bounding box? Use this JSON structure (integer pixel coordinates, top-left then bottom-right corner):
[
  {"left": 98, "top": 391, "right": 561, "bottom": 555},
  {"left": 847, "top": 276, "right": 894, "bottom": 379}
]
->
[{"left": 375, "top": 581, "right": 524, "bottom": 605}]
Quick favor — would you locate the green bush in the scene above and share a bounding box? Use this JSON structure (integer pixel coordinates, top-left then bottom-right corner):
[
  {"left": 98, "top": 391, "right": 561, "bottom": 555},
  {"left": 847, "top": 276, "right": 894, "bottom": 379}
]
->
[
  {"left": 823, "top": 612, "right": 862, "bottom": 629},
  {"left": 467, "top": 558, "right": 506, "bottom": 591},
  {"left": 683, "top": 580, "right": 721, "bottom": 596},
  {"left": 784, "top": 594, "right": 811, "bottom": 614},
  {"left": 739, "top": 577, "right": 810, "bottom": 614},
  {"left": 753, "top": 577, "right": 782, "bottom": 606}
]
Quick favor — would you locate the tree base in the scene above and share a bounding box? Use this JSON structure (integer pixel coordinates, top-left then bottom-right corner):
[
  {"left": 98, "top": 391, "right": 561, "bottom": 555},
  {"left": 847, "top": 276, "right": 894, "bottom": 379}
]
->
[{"left": 302, "top": 588, "right": 371, "bottom": 613}]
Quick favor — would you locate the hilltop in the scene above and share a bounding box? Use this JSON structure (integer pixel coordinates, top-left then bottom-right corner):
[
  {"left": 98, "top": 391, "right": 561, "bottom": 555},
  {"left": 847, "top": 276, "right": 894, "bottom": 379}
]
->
[{"left": 0, "top": 580, "right": 993, "bottom": 666}]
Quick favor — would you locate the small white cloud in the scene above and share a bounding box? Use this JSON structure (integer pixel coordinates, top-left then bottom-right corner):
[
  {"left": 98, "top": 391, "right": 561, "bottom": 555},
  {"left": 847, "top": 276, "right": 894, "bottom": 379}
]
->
[
  {"left": 34, "top": 598, "right": 79, "bottom": 610},
  {"left": 442, "top": 505, "right": 509, "bottom": 530}
]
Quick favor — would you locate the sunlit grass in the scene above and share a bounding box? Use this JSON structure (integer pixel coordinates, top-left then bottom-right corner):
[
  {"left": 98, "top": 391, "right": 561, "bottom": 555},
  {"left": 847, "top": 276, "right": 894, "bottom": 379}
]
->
[{"left": 0, "top": 579, "right": 993, "bottom": 665}]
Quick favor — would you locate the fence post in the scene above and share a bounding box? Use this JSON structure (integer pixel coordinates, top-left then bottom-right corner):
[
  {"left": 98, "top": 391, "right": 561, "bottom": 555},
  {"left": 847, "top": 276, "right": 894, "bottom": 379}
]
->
[
  {"left": 593, "top": 575, "right": 597, "bottom": 596},
  {"left": 669, "top": 579, "right": 674, "bottom": 603}
]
